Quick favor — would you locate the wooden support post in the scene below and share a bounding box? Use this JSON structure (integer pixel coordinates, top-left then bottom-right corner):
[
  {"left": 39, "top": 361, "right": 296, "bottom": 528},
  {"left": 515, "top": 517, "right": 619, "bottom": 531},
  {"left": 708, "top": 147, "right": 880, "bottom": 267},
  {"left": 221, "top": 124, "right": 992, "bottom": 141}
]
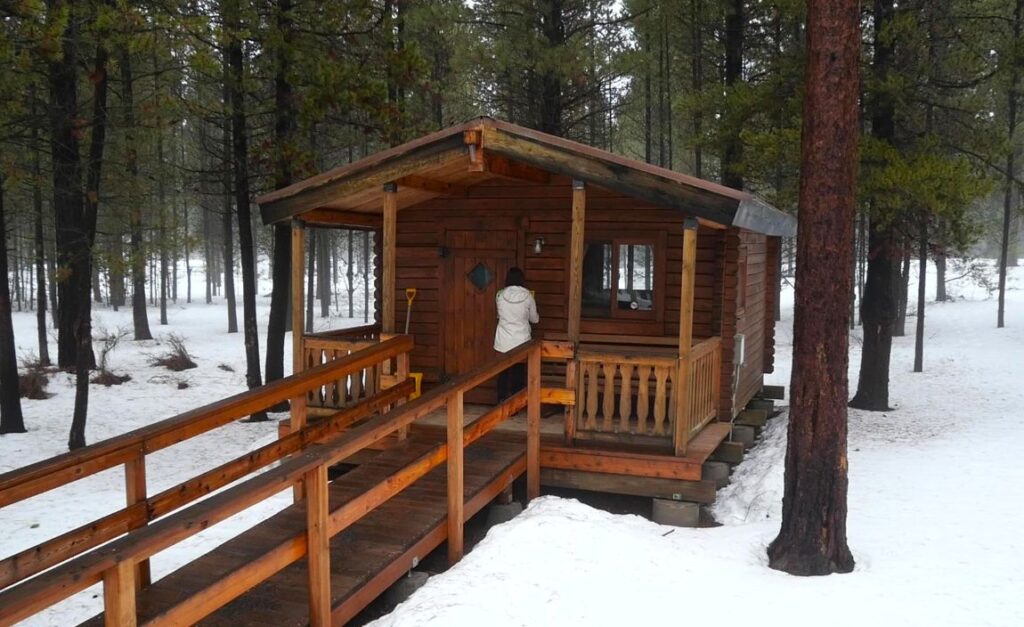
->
[
  {"left": 674, "top": 219, "right": 699, "bottom": 456},
  {"left": 290, "top": 218, "right": 308, "bottom": 483},
  {"left": 291, "top": 222, "right": 309, "bottom": 502},
  {"left": 446, "top": 391, "right": 464, "bottom": 565},
  {"left": 567, "top": 179, "right": 585, "bottom": 345},
  {"left": 291, "top": 395, "right": 308, "bottom": 503},
  {"left": 103, "top": 560, "right": 137, "bottom": 627},
  {"left": 527, "top": 347, "right": 541, "bottom": 500},
  {"left": 305, "top": 464, "right": 331, "bottom": 627},
  {"left": 291, "top": 220, "right": 305, "bottom": 377},
  {"left": 396, "top": 351, "right": 410, "bottom": 441},
  {"left": 382, "top": 183, "right": 397, "bottom": 335},
  {"left": 123, "top": 453, "right": 150, "bottom": 588}
]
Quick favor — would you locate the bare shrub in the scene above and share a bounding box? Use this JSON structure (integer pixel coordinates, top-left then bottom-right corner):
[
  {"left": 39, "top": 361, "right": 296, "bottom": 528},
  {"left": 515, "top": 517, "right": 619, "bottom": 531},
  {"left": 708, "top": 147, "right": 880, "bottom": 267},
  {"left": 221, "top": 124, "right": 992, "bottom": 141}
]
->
[
  {"left": 96, "top": 326, "right": 130, "bottom": 372},
  {"left": 19, "top": 370, "right": 51, "bottom": 399},
  {"left": 18, "top": 354, "right": 53, "bottom": 399},
  {"left": 91, "top": 371, "right": 132, "bottom": 386},
  {"left": 152, "top": 333, "right": 197, "bottom": 371},
  {"left": 217, "top": 363, "right": 234, "bottom": 372}
]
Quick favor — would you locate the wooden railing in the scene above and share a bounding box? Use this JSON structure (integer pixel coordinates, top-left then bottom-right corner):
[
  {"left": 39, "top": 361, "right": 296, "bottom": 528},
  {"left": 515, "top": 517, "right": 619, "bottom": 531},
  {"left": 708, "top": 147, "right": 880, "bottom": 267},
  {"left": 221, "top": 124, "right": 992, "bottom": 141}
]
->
[
  {"left": 676, "top": 337, "right": 722, "bottom": 453},
  {"left": 0, "top": 338, "right": 546, "bottom": 627},
  {"left": 300, "top": 324, "right": 403, "bottom": 413},
  {"left": 571, "top": 337, "right": 722, "bottom": 454},
  {"left": 576, "top": 348, "right": 680, "bottom": 438}
]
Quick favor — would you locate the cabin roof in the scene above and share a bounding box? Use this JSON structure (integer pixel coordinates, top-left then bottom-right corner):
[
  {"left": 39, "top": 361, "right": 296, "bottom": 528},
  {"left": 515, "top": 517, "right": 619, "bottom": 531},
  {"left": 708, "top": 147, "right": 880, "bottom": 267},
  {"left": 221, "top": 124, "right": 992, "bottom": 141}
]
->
[{"left": 257, "top": 117, "right": 796, "bottom": 237}]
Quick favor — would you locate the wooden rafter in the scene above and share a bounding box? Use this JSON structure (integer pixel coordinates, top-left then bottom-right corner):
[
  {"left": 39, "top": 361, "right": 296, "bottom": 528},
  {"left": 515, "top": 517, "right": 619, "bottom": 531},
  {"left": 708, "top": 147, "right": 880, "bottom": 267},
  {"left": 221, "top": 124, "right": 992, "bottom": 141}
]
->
[{"left": 301, "top": 209, "right": 381, "bottom": 229}]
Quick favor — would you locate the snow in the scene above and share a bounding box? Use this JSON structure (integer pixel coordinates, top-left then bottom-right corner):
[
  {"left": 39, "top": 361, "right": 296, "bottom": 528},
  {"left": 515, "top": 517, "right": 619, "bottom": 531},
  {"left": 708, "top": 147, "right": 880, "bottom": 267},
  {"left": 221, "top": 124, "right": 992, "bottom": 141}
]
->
[
  {"left": 371, "top": 262, "right": 1024, "bottom": 627},
  {"left": 1, "top": 261, "right": 1022, "bottom": 627}
]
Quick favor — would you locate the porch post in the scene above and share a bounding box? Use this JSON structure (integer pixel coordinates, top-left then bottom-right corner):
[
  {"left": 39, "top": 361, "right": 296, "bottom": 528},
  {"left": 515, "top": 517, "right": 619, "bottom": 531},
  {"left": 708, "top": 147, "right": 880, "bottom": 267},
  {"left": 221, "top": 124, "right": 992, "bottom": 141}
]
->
[
  {"left": 382, "top": 182, "right": 398, "bottom": 335},
  {"left": 674, "top": 218, "right": 699, "bottom": 456},
  {"left": 567, "top": 179, "right": 586, "bottom": 345},
  {"left": 291, "top": 220, "right": 305, "bottom": 376},
  {"left": 565, "top": 180, "right": 585, "bottom": 445},
  {"left": 290, "top": 220, "right": 308, "bottom": 437}
]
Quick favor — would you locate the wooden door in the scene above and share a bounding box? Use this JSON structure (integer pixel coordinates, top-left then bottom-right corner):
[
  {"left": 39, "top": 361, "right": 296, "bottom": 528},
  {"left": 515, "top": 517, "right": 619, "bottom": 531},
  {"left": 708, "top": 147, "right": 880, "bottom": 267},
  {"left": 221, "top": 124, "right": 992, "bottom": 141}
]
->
[{"left": 442, "top": 228, "right": 519, "bottom": 402}]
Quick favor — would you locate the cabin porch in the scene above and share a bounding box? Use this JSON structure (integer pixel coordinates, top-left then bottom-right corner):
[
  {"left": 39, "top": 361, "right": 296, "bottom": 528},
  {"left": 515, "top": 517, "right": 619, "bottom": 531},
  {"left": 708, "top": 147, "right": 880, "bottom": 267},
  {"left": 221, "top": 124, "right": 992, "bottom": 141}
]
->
[{"left": 290, "top": 323, "right": 730, "bottom": 501}]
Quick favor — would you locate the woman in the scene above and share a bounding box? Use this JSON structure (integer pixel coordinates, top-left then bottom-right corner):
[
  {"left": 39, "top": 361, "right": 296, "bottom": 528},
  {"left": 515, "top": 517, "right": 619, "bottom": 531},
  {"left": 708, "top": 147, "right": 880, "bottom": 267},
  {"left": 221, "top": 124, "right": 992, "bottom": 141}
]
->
[{"left": 494, "top": 267, "right": 539, "bottom": 401}]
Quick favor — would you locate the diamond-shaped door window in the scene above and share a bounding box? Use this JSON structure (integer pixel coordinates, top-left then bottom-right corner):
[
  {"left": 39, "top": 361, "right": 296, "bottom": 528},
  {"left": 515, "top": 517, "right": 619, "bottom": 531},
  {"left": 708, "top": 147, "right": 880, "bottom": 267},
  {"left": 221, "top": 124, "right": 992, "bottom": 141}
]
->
[{"left": 467, "top": 262, "right": 494, "bottom": 292}]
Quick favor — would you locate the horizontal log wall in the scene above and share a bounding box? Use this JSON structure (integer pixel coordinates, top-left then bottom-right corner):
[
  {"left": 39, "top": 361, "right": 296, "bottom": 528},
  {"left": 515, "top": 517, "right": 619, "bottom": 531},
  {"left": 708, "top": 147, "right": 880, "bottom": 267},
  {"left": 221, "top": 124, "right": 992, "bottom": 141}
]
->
[
  {"left": 735, "top": 230, "right": 768, "bottom": 414},
  {"left": 391, "top": 176, "right": 724, "bottom": 383}
]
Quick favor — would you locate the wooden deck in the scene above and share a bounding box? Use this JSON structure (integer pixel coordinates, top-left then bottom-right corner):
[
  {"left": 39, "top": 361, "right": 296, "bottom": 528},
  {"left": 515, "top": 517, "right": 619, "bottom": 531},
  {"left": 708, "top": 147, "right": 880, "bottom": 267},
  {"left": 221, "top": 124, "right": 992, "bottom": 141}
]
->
[
  {"left": 79, "top": 429, "right": 525, "bottom": 627},
  {"left": 418, "top": 403, "right": 732, "bottom": 501}
]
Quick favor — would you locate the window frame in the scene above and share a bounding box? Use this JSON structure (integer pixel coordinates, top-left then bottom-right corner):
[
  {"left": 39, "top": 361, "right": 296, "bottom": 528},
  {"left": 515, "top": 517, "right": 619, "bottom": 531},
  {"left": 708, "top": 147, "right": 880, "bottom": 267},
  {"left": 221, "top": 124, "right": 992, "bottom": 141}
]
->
[{"left": 579, "top": 230, "right": 667, "bottom": 325}]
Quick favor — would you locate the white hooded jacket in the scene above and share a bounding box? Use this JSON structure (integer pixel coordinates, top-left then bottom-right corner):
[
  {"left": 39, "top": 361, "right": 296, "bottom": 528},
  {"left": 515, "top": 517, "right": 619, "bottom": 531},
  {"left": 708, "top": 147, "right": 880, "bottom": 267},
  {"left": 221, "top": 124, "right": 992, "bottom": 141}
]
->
[{"left": 493, "top": 286, "right": 540, "bottom": 352}]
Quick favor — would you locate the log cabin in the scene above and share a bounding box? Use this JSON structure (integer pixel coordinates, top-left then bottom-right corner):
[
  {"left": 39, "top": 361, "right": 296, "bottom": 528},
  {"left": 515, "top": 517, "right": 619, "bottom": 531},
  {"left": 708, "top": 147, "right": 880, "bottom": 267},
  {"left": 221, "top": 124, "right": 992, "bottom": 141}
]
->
[
  {"left": 258, "top": 117, "right": 795, "bottom": 501},
  {"left": 0, "top": 118, "right": 797, "bottom": 626}
]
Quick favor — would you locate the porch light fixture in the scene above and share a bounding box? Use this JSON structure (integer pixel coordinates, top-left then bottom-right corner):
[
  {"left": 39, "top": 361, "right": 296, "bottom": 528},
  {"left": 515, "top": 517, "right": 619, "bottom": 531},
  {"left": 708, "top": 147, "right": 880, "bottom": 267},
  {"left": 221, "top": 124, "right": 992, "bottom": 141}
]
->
[{"left": 533, "top": 237, "right": 546, "bottom": 254}]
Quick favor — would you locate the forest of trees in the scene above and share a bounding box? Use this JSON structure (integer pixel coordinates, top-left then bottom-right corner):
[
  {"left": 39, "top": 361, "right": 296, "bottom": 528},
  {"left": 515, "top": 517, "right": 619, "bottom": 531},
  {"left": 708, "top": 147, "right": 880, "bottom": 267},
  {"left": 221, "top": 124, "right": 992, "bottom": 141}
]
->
[{"left": 0, "top": 1, "right": 1020, "bottom": 452}]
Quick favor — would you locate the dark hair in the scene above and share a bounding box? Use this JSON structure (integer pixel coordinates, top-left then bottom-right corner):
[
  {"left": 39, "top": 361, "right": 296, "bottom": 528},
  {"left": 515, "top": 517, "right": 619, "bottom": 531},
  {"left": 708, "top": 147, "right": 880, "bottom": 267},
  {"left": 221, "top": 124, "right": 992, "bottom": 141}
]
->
[{"left": 505, "top": 267, "right": 526, "bottom": 287}]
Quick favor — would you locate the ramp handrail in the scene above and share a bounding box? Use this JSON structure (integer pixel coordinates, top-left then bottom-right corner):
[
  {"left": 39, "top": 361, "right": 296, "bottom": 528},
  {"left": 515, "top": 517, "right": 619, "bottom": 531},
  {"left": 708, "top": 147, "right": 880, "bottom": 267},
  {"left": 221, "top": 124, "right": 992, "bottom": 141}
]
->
[{"left": 0, "top": 338, "right": 550, "bottom": 627}]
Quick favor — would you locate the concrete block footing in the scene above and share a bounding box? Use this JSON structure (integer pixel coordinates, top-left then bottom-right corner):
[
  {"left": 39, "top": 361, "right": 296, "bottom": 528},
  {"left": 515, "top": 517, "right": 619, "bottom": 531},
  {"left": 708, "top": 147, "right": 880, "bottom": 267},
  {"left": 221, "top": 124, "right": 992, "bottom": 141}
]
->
[
  {"left": 731, "top": 424, "right": 756, "bottom": 449},
  {"left": 702, "top": 461, "right": 731, "bottom": 489},
  {"left": 652, "top": 499, "right": 701, "bottom": 527}
]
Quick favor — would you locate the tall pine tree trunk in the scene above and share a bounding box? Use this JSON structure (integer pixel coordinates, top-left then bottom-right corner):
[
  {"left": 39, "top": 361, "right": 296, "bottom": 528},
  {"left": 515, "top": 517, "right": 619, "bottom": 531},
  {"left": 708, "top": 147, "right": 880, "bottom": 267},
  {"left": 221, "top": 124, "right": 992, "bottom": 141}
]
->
[
  {"left": 0, "top": 174, "right": 26, "bottom": 434},
  {"left": 850, "top": 0, "right": 898, "bottom": 411},
  {"left": 767, "top": 0, "right": 857, "bottom": 575},
  {"left": 264, "top": 0, "right": 295, "bottom": 404},
  {"left": 998, "top": 0, "right": 1022, "bottom": 327},
  {"left": 121, "top": 48, "right": 152, "bottom": 341},
  {"left": 31, "top": 88, "right": 51, "bottom": 367},
  {"left": 225, "top": 0, "right": 266, "bottom": 421},
  {"left": 48, "top": 0, "right": 85, "bottom": 370},
  {"left": 721, "top": 0, "right": 744, "bottom": 189},
  {"left": 69, "top": 21, "right": 110, "bottom": 450},
  {"left": 914, "top": 214, "right": 927, "bottom": 372},
  {"left": 221, "top": 57, "right": 238, "bottom": 334},
  {"left": 935, "top": 252, "right": 947, "bottom": 301}
]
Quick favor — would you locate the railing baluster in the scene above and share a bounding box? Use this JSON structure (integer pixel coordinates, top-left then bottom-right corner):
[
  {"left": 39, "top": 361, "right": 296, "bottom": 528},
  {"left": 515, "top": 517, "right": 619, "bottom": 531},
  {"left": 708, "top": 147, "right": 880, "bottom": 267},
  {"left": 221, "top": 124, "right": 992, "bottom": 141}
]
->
[
  {"left": 618, "top": 364, "right": 633, "bottom": 433},
  {"left": 653, "top": 367, "right": 668, "bottom": 435},
  {"left": 585, "top": 362, "right": 599, "bottom": 430},
  {"left": 601, "top": 362, "right": 616, "bottom": 431},
  {"left": 636, "top": 365, "right": 651, "bottom": 434}
]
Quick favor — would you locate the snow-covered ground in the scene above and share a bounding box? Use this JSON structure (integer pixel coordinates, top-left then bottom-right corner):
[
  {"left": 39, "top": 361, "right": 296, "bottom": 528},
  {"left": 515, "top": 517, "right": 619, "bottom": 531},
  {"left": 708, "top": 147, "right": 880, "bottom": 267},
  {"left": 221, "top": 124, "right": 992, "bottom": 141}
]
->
[
  {"left": 371, "top": 263, "right": 1024, "bottom": 627},
  {"left": 1, "top": 261, "right": 1021, "bottom": 626}
]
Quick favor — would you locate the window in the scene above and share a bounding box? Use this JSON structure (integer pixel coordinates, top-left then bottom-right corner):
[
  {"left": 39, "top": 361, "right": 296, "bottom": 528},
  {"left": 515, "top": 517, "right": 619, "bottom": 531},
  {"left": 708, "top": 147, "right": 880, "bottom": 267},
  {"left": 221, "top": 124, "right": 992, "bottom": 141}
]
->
[{"left": 582, "top": 236, "right": 660, "bottom": 320}]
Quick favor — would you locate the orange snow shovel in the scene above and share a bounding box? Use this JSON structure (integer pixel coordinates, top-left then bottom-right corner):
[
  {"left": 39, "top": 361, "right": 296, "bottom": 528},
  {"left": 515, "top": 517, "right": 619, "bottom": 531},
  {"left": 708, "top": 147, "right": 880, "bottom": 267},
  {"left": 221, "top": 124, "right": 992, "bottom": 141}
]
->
[{"left": 404, "top": 288, "right": 417, "bottom": 334}]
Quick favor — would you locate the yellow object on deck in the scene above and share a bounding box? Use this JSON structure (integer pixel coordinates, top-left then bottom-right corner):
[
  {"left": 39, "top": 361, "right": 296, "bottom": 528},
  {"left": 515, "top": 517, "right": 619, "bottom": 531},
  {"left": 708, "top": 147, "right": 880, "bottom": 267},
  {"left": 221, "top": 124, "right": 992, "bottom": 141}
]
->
[{"left": 409, "top": 372, "right": 423, "bottom": 399}]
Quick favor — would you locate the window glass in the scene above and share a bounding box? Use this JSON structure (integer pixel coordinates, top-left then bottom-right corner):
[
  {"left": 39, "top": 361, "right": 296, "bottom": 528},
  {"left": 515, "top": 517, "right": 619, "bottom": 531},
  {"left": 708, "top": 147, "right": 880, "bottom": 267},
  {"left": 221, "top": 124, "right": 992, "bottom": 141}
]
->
[
  {"left": 582, "top": 241, "right": 612, "bottom": 317},
  {"left": 617, "top": 244, "right": 655, "bottom": 311}
]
